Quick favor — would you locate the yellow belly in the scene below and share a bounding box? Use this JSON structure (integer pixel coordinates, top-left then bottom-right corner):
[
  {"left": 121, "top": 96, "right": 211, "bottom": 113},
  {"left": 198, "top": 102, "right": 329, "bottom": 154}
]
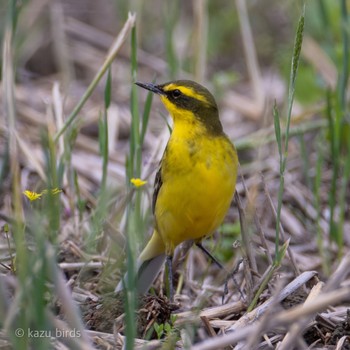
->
[{"left": 154, "top": 134, "right": 238, "bottom": 254}]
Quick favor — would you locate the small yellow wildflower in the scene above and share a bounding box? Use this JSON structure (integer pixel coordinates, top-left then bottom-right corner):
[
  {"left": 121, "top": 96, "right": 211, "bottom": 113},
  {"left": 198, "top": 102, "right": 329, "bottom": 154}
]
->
[
  {"left": 23, "top": 188, "right": 62, "bottom": 201},
  {"left": 130, "top": 178, "right": 147, "bottom": 188},
  {"left": 50, "top": 188, "right": 62, "bottom": 195},
  {"left": 23, "top": 190, "right": 43, "bottom": 201}
]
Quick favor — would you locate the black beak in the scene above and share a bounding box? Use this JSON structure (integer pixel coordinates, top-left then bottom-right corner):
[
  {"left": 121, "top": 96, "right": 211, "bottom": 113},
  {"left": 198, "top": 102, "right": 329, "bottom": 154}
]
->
[{"left": 135, "top": 82, "right": 165, "bottom": 95}]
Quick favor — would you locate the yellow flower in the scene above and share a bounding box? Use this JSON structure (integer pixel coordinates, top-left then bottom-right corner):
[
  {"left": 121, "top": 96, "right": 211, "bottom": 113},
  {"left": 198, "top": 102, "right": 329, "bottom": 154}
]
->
[
  {"left": 23, "top": 188, "right": 62, "bottom": 201},
  {"left": 130, "top": 178, "right": 147, "bottom": 188},
  {"left": 51, "top": 188, "right": 62, "bottom": 195},
  {"left": 23, "top": 190, "right": 43, "bottom": 201}
]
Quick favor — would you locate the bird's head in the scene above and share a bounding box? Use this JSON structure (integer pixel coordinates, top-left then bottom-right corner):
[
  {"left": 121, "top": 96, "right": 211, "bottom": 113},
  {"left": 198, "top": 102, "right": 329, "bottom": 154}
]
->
[{"left": 136, "top": 80, "right": 223, "bottom": 134}]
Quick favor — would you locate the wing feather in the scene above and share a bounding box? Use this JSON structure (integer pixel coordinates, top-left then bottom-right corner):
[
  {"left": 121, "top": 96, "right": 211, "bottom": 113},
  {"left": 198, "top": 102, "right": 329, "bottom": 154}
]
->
[{"left": 152, "top": 166, "right": 163, "bottom": 214}]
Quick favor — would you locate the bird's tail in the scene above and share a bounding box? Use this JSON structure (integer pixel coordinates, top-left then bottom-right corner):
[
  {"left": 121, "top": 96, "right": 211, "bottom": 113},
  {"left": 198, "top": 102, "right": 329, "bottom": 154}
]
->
[
  {"left": 115, "top": 230, "right": 166, "bottom": 294},
  {"left": 136, "top": 254, "right": 166, "bottom": 293}
]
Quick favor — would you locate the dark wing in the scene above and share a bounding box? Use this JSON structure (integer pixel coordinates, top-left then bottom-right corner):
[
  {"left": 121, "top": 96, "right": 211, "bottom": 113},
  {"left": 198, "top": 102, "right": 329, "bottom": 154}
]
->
[{"left": 152, "top": 166, "right": 163, "bottom": 214}]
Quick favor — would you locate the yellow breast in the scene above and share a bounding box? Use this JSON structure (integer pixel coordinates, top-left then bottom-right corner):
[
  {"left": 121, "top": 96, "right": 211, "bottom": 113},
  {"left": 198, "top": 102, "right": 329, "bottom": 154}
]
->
[{"left": 154, "top": 116, "right": 238, "bottom": 255}]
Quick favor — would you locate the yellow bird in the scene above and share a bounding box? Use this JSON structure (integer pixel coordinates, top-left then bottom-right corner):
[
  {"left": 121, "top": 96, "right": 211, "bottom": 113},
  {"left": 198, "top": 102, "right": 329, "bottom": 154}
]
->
[{"left": 117, "top": 80, "right": 238, "bottom": 299}]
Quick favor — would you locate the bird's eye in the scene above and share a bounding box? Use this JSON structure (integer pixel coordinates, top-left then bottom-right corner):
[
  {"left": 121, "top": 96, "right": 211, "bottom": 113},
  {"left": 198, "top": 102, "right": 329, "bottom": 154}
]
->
[{"left": 172, "top": 89, "right": 182, "bottom": 99}]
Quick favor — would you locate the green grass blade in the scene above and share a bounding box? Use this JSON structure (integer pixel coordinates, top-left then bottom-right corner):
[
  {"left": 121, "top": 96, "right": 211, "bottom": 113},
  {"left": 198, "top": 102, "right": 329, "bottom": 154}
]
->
[
  {"left": 129, "top": 24, "right": 140, "bottom": 179},
  {"left": 140, "top": 88, "right": 154, "bottom": 147},
  {"left": 273, "top": 101, "right": 282, "bottom": 166},
  {"left": 101, "top": 69, "right": 111, "bottom": 192},
  {"left": 104, "top": 67, "right": 112, "bottom": 110},
  {"left": 283, "top": 5, "right": 305, "bottom": 172},
  {"left": 54, "top": 14, "right": 136, "bottom": 142},
  {"left": 339, "top": 0, "right": 349, "bottom": 109},
  {"left": 164, "top": 0, "right": 179, "bottom": 79},
  {"left": 326, "top": 91, "right": 339, "bottom": 242},
  {"left": 124, "top": 21, "right": 139, "bottom": 350},
  {"left": 314, "top": 134, "right": 329, "bottom": 273},
  {"left": 273, "top": 5, "right": 305, "bottom": 262}
]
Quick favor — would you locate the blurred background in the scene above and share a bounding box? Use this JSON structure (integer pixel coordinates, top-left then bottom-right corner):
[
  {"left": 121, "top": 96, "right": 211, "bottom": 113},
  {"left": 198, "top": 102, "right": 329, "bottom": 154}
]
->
[{"left": 0, "top": 0, "right": 349, "bottom": 348}]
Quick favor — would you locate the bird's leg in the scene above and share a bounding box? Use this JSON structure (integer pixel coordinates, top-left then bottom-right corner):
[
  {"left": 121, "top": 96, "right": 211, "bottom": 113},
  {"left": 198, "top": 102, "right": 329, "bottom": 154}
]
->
[
  {"left": 196, "top": 242, "right": 243, "bottom": 303},
  {"left": 166, "top": 255, "right": 174, "bottom": 302},
  {"left": 196, "top": 242, "right": 225, "bottom": 269}
]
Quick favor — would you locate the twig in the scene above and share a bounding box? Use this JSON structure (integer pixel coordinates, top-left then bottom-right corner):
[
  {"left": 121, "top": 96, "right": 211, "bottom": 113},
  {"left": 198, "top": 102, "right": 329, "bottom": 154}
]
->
[
  {"left": 234, "top": 191, "right": 255, "bottom": 303},
  {"left": 242, "top": 173, "right": 273, "bottom": 265},
  {"left": 192, "top": 280, "right": 350, "bottom": 350},
  {"left": 229, "top": 271, "right": 317, "bottom": 332},
  {"left": 261, "top": 173, "right": 300, "bottom": 276},
  {"left": 58, "top": 261, "right": 103, "bottom": 271},
  {"left": 278, "top": 281, "right": 324, "bottom": 350},
  {"left": 175, "top": 300, "right": 246, "bottom": 326}
]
